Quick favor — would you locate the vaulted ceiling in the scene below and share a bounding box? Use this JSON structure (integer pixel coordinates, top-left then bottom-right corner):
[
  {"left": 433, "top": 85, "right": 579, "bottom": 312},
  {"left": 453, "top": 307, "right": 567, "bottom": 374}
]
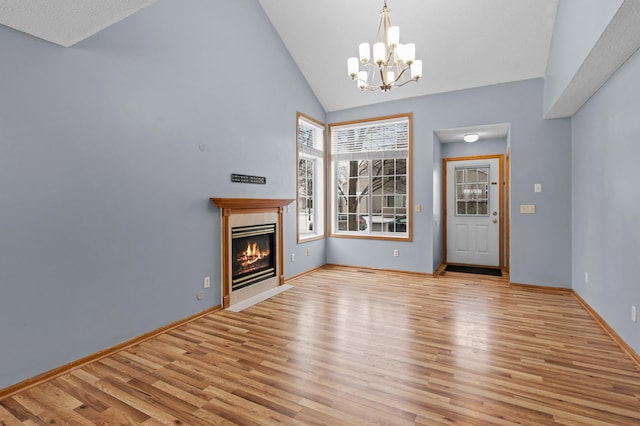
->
[
  {"left": 258, "top": 0, "right": 559, "bottom": 112},
  {"left": 0, "top": 0, "right": 560, "bottom": 114}
]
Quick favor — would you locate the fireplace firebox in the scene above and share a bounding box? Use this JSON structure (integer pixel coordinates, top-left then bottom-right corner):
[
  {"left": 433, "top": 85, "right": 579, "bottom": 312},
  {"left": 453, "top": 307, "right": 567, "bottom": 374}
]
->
[{"left": 231, "top": 223, "right": 276, "bottom": 291}]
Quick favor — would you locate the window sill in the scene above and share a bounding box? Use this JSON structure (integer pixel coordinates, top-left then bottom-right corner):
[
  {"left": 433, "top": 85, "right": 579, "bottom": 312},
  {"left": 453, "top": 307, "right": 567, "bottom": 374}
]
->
[
  {"left": 297, "top": 233, "right": 326, "bottom": 243},
  {"left": 329, "top": 232, "right": 411, "bottom": 242}
]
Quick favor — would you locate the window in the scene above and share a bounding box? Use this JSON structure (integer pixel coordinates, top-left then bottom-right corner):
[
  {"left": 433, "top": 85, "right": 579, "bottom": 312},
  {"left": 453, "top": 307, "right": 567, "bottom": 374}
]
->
[
  {"left": 297, "top": 113, "right": 325, "bottom": 242},
  {"left": 329, "top": 114, "right": 411, "bottom": 239},
  {"left": 455, "top": 166, "right": 489, "bottom": 216}
]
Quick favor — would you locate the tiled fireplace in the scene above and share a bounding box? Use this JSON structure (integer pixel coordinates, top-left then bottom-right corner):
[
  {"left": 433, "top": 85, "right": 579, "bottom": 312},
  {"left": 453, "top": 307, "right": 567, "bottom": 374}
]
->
[{"left": 210, "top": 198, "right": 293, "bottom": 308}]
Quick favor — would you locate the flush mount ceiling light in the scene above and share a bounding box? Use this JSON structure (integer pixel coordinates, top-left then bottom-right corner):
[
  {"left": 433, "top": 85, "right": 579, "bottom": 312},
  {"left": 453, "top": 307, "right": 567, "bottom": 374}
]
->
[
  {"left": 463, "top": 134, "right": 480, "bottom": 143},
  {"left": 347, "top": 1, "right": 422, "bottom": 92}
]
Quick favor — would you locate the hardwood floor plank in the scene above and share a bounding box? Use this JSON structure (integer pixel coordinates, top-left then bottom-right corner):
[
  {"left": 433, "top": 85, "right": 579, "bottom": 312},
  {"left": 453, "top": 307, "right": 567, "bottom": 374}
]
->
[
  {"left": 66, "top": 371, "right": 151, "bottom": 424},
  {"left": 2, "top": 266, "right": 640, "bottom": 424},
  {"left": 0, "top": 401, "right": 27, "bottom": 425},
  {"left": 4, "top": 394, "right": 46, "bottom": 421}
]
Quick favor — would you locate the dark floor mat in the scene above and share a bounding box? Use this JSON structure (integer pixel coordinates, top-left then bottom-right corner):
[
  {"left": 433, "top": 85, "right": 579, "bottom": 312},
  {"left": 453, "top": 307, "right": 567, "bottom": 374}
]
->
[{"left": 445, "top": 264, "right": 502, "bottom": 276}]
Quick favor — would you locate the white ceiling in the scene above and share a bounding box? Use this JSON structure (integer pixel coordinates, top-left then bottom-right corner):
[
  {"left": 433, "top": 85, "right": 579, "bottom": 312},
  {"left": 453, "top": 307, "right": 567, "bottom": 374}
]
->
[
  {"left": 0, "top": 0, "right": 157, "bottom": 47},
  {"left": 258, "top": 0, "right": 560, "bottom": 112},
  {"left": 0, "top": 0, "right": 558, "bottom": 112},
  {"left": 435, "top": 123, "right": 510, "bottom": 144}
]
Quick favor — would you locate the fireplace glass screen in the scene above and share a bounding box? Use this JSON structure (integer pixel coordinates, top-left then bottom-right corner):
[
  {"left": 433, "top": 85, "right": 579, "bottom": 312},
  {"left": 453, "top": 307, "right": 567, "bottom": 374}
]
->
[{"left": 231, "top": 223, "right": 276, "bottom": 291}]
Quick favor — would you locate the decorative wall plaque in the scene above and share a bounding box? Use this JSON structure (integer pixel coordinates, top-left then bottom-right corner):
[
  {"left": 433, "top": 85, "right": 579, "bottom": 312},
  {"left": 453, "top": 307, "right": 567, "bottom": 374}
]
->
[{"left": 231, "top": 174, "right": 266, "bottom": 184}]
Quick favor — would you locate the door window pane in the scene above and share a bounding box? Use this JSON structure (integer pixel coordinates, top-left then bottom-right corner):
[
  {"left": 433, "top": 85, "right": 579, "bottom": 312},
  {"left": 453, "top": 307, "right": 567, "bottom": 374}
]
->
[{"left": 455, "top": 166, "right": 489, "bottom": 217}]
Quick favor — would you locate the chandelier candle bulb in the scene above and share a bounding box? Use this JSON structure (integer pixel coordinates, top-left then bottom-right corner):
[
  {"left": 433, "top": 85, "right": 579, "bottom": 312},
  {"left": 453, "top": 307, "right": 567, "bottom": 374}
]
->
[
  {"left": 387, "top": 26, "right": 399, "bottom": 47},
  {"left": 396, "top": 43, "right": 406, "bottom": 63},
  {"left": 373, "top": 42, "right": 385, "bottom": 64},
  {"left": 359, "top": 43, "right": 370, "bottom": 63},
  {"left": 358, "top": 71, "right": 368, "bottom": 90},
  {"left": 348, "top": 57, "right": 359, "bottom": 78},
  {"left": 405, "top": 43, "right": 415, "bottom": 64},
  {"left": 411, "top": 60, "right": 423, "bottom": 79}
]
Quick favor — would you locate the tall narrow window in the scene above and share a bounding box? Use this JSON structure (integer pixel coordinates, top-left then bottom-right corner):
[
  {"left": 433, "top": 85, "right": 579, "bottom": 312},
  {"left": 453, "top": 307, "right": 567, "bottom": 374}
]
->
[
  {"left": 329, "top": 114, "right": 411, "bottom": 240},
  {"left": 297, "top": 113, "right": 325, "bottom": 242}
]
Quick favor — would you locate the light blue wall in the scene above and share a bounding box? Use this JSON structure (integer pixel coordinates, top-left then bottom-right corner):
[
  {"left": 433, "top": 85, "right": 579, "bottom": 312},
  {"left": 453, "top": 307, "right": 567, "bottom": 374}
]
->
[
  {"left": 0, "top": 0, "right": 325, "bottom": 389},
  {"left": 571, "top": 47, "right": 640, "bottom": 355},
  {"left": 544, "top": 0, "right": 623, "bottom": 115},
  {"left": 327, "top": 79, "right": 572, "bottom": 286},
  {"left": 441, "top": 138, "right": 507, "bottom": 159}
]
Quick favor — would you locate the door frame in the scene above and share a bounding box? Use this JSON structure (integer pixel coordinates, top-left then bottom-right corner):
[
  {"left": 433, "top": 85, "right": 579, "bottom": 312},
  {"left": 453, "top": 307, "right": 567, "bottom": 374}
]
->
[{"left": 443, "top": 154, "right": 508, "bottom": 270}]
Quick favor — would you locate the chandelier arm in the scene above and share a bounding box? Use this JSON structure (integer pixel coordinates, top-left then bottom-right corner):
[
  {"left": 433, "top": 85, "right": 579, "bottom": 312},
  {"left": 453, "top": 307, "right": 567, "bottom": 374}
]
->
[
  {"left": 375, "top": 10, "right": 385, "bottom": 43},
  {"left": 385, "top": 50, "right": 394, "bottom": 67},
  {"left": 355, "top": 70, "right": 382, "bottom": 92},
  {"left": 393, "top": 66, "right": 411, "bottom": 83},
  {"left": 379, "top": 67, "right": 386, "bottom": 85},
  {"left": 393, "top": 78, "right": 419, "bottom": 88},
  {"left": 383, "top": 6, "right": 390, "bottom": 45},
  {"left": 394, "top": 59, "right": 405, "bottom": 73}
]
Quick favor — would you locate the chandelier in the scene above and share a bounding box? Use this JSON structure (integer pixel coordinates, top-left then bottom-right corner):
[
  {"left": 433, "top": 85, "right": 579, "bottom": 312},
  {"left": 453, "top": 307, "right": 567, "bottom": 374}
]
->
[{"left": 347, "top": 1, "right": 422, "bottom": 92}]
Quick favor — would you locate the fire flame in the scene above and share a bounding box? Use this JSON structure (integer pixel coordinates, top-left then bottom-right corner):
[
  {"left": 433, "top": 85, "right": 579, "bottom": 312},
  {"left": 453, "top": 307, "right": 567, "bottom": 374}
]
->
[{"left": 238, "top": 242, "right": 270, "bottom": 266}]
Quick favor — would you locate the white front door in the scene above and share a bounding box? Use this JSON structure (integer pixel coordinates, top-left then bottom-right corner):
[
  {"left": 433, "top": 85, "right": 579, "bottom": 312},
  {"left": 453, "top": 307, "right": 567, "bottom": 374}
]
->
[{"left": 446, "top": 158, "right": 501, "bottom": 267}]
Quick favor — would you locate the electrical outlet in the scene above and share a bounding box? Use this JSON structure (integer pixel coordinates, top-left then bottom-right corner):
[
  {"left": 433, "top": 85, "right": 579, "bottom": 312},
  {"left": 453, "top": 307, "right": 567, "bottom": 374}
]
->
[
  {"left": 632, "top": 305, "right": 637, "bottom": 323},
  {"left": 306, "top": 248, "right": 311, "bottom": 256},
  {"left": 203, "top": 276, "right": 210, "bottom": 289},
  {"left": 585, "top": 272, "right": 588, "bottom": 284},
  {"left": 393, "top": 249, "right": 399, "bottom": 257},
  {"left": 291, "top": 253, "right": 295, "bottom": 262}
]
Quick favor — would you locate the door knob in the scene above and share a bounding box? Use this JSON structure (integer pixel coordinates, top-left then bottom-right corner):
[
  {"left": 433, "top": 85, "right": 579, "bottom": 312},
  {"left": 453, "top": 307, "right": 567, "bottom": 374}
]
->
[{"left": 492, "top": 218, "right": 498, "bottom": 223}]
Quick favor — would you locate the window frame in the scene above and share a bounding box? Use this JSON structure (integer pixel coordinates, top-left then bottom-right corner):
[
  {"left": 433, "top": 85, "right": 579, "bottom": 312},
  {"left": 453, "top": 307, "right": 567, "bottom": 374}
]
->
[
  {"left": 328, "top": 113, "right": 412, "bottom": 241},
  {"left": 296, "top": 112, "right": 326, "bottom": 243}
]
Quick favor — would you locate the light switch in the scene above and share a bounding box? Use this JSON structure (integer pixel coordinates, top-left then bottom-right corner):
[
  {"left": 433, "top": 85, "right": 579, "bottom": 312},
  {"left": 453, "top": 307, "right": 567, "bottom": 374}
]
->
[
  {"left": 415, "top": 204, "right": 421, "bottom": 212},
  {"left": 534, "top": 183, "right": 542, "bottom": 193},
  {"left": 520, "top": 204, "right": 536, "bottom": 214}
]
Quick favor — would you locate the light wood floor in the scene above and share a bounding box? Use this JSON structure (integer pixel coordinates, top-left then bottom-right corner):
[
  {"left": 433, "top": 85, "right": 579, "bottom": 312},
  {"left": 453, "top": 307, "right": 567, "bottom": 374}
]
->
[{"left": 1, "top": 266, "right": 639, "bottom": 425}]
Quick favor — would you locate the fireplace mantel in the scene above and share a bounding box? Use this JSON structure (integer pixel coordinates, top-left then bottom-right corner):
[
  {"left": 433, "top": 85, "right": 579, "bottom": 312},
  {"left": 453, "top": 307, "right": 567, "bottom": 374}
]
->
[
  {"left": 210, "top": 198, "right": 293, "bottom": 308},
  {"left": 210, "top": 198, "right": 294, "bottom": 210}
]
